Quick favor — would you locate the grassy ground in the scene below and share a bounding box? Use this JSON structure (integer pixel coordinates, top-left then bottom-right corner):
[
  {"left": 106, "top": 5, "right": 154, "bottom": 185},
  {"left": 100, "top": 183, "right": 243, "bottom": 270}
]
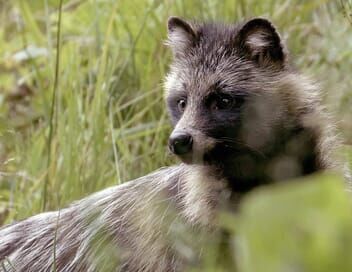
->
[{"left": 0, "top": 1, "right": 352, "bottom": 268}]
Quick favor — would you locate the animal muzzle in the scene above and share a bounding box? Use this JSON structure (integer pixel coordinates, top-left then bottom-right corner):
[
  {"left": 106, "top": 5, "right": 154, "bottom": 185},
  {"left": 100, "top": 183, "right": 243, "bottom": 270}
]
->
[{"left": 168, "top": 129, "right": 217, "bottom": 164}]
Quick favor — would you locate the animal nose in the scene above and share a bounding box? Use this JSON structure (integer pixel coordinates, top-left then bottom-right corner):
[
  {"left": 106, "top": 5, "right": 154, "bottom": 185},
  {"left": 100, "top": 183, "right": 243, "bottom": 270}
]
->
[{"left": 168, "top": 132, "right": 193, "bottom": 155}]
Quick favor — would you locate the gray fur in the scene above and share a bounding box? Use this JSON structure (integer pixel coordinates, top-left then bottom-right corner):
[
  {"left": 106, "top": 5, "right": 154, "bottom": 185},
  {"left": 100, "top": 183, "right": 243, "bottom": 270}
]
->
[{"left": 0, "top": 165, "right": 227, "bottom": 271}]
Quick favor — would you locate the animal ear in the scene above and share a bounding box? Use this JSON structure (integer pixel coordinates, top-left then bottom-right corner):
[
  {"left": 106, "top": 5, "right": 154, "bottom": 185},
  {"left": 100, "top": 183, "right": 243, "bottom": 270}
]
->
[
  {"left": 235, "top": 18, "right": 287, "bottom": 67},
  {"left": 166, "top": 16, "right": 197, "bottom": 56}
]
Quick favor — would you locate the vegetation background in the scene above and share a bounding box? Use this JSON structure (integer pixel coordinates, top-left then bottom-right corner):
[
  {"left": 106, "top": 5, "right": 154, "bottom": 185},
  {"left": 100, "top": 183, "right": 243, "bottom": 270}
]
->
[{"left": 0, "top": 0, "right": 351, "bottom": 271}]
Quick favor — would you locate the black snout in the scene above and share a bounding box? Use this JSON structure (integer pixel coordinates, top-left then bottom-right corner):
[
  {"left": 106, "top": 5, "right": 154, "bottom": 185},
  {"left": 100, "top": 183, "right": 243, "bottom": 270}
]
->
[{"left": 169, "top": 132, "right": 193, "bottom": 155}]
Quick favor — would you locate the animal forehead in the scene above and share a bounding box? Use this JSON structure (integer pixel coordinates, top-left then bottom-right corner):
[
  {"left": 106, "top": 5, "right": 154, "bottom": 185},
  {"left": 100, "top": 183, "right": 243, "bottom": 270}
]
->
[
  {"left": 176, "top": 45, "right": 253, "bottom": 85},
  {"left": 189, "top": 40, "right": 238, "bottom": 70},
  {"left": 183, "top": 74, "right": 220, "bottom": 96},
  {"left": 175, "top": 60, "right": 256, "bottom": 94}
]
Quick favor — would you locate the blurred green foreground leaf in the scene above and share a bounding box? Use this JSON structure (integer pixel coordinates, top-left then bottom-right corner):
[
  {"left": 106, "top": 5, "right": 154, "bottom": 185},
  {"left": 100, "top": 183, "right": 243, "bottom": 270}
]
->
[{"left": 235, "top": 173, "right": 352, "bottom": 272}]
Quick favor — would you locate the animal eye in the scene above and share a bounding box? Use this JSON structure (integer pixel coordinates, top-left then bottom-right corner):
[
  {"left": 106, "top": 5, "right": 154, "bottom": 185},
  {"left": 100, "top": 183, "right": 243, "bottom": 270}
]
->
[
  {"left": 218, "top": 97, "right": 232, "bottom": 109},
  {"left": 177, "top": 99, "right": 187, "bottom": 112},
  {"left": 211, "top": 95, "right": 233, "bottom": 111}
]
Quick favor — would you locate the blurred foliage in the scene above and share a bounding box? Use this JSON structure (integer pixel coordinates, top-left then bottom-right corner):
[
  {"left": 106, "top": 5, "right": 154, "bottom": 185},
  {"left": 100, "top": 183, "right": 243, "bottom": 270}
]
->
[
  {"left": 236, "top": 174, "right": 352, "bottom": 272},
  {"left": 0, "top": 0, "right": 351, "bottom": 271}
]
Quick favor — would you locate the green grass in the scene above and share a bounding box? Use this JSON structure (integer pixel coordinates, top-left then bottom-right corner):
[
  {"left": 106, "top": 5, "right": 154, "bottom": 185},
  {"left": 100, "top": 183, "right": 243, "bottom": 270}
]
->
[{"left": 0, "top": 0, "right": 352, "bottom": 270}]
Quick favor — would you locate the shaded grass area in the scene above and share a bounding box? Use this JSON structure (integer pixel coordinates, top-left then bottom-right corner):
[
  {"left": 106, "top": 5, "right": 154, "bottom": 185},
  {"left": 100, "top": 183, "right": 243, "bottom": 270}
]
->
[{"left": 0, "top": 0, "right": 351, "bottom": 270}]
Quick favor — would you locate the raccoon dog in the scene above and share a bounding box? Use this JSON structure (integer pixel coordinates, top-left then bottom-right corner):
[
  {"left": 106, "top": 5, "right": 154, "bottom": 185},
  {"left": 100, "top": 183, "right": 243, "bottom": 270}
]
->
[{"left": 0, "top": 17, "right": 344, "bottom": 271}]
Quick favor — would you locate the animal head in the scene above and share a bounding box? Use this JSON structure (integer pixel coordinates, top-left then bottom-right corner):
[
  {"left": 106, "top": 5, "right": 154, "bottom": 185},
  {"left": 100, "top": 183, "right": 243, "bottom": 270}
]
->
[{"left": 165, "top": 17, "right": 326, "bottom": 184}]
